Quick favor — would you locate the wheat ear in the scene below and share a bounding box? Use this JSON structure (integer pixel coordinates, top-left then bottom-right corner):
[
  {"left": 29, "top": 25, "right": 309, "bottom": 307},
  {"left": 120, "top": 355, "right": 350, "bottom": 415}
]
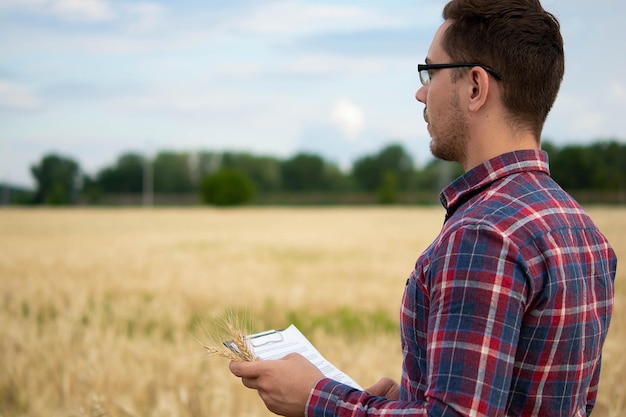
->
[{"left": 200, "top": 311, "right": 256, "bottom": 362}]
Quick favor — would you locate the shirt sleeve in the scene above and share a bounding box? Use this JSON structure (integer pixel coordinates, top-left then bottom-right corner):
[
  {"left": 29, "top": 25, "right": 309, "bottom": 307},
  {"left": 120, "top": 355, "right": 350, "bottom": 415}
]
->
[
  {"left": 307, "top": 223, "right": 528, "bottom": 417},
  {"left": 307, "top": 378, "right": 431, "bottom": 417}
]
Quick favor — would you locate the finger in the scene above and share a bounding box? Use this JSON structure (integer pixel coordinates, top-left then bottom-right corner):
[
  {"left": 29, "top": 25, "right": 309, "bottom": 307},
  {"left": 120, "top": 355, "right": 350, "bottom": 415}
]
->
[
  {"left": 229, "top": 360, "right": 242, "bottom": 376},
  {"left": 241, "top": 376, "right": 259, "bottom": 390},
  {"left": 230, "top": 360, "right": 261, "bottom": 378},
  {"left": 365, "top": 380, "right": 386, "bottom": 396},
  {"left": 365, "top": 377, "right": 399, "bottom": 398},
  {"left": 282, "top": 352, "right": 302, "bottom": 360}
]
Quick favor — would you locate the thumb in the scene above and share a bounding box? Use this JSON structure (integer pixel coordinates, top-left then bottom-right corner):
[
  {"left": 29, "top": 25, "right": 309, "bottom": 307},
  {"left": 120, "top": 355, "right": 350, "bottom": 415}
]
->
[
  {"left": 229, "top": 356, "right": 265, "bottom": 376},
  {"left": 365, "top": 377, "right": 400, "bottom": 400}
]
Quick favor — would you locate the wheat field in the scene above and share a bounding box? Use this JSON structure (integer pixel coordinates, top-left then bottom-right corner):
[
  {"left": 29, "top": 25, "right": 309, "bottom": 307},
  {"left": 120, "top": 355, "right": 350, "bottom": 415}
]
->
[{"left": 0, "top": 207, "right": 624, "bottom": 417}]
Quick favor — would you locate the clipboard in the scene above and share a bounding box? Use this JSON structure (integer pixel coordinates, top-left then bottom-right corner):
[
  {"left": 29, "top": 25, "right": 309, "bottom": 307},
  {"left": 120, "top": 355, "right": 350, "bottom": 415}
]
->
[
  {"left": 225, "top": 325, "right": 363, "bottom": 390},
  {"left": 223, "top": 329, "right": 284, "bottom": 356}
]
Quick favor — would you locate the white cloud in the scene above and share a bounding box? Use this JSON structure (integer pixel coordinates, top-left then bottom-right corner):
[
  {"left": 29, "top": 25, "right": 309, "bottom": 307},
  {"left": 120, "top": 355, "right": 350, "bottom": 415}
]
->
[
  {"left": 0, "top": 0, "right": 114, "bottom": 21},
  {"left": 575, "top": 111, "right": 605, "bottom": 133},
  {"left": 0, "top": 0, "right": 164, "bottom": 26},
  {"left": 548, "top": 91, "right": 611, "bottom": 140},
  {"left": 279, "top": 54, "right": 394, "bottom": 78},
  {"left": 0, "top": 0, "right": 48, "bottom": 13},
  {"left": 50, "top": 0, "right": 114, "bottom": 21},
  {"left": 609, "top": 81, "right": 626, "bottom": 101},
  {"left": 115, "top": 83, "right": 248, "bottom": 114},
  {"left": 0, "top": 81, "right": 43, "bottom": 111},
  {"left": 123, "top": 2, "right": 165, "bottom": 31},
  {"left": 217, "top": 1, "right": 403, "bottom": 37},
  {"left": 330, "top": 97, "right": 365, "bottom": 142}
]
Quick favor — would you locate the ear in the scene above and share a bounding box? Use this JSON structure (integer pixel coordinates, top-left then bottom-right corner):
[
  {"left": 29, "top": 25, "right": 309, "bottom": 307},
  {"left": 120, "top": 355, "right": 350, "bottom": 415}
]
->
[{"left": 466, "top": 67, "right": 491, "bottom": 113}]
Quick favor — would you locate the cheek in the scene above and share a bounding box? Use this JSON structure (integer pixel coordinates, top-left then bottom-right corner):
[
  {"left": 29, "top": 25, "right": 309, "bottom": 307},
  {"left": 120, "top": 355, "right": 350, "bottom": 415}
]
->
[{"left": 424, "top": 85, "right": 439, "bottom": 110}]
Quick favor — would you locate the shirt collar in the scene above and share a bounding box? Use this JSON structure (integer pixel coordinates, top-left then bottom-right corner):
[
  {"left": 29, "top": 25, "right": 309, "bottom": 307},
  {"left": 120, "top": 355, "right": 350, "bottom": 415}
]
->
[{"left": 439, "top": 149, "right": 550, "bottom": 213}]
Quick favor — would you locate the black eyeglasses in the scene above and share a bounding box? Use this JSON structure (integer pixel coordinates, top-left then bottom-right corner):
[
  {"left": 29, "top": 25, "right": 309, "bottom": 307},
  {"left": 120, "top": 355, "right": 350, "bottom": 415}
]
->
[{"left": 417, "top": 63, "right": 503, "bottom": 85}]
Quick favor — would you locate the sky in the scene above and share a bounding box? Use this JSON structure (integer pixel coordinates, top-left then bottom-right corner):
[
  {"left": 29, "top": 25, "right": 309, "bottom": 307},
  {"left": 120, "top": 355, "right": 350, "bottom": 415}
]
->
[{"left": 1, "top": 0, "right": 625, "bottom": 188}]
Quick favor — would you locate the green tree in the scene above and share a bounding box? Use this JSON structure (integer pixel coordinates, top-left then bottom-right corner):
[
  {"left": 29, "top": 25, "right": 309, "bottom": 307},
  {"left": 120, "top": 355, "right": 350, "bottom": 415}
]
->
[
  {"left": 96, "top": 152, "right": 144, "bottom": 194},
  {"left": 543, "top": 139, "right": 626, "bottom": 194},
  {"left": 377, "top": 171, "right": 398, "bottom": 204},
  {"left": 589, "top": 141, "right": 626, "bottom": 191},
  {"left": 81, "top": 174, "right": 103, "bottom": 204},
  {"left": 414, "top": 159, "right": 463, "bottom": 193},
  {"left": 281, "top": 153, "right": 327, "bottom": 191},
  {"left": 351, "top": 154, "right": 378, "bottom": 191},
  {"left": 31, "top": 153, "right": 82, "bottom": 205},
  {"left": 322, "top": 163, "right": 354, "bottom": 192},
  {"left": 221, "top": 152, "right": 283, "bottom": 192},
  {"left": 352, "top": 143, "right": 415, "bottom": 192},
  {"left": 153, "top": 151, "right": 193, "bottom": 193},
  {"left": 200, "top": 169, "right": 255, "bottom": 206},
  {"left": 549, "top": 145, "right": 594, "bottom": 190}
]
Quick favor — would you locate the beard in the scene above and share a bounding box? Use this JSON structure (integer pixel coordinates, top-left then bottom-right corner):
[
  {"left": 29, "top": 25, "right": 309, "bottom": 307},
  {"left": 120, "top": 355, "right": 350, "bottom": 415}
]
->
[{"left": 427, "top": 91, "right": 468, "bottom": 165}]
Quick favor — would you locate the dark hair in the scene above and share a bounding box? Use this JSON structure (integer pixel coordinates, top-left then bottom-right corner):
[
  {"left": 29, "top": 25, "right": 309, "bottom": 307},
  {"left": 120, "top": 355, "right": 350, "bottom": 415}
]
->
[{"left": 442, "top": 0, "right": 564, "bottom": 138}]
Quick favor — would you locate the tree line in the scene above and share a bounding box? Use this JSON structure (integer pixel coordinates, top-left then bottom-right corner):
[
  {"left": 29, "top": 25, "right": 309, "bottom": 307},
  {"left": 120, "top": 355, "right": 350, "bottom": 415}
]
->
[{"left": 6, "top": 139, "right": 626, "bottom": 206}]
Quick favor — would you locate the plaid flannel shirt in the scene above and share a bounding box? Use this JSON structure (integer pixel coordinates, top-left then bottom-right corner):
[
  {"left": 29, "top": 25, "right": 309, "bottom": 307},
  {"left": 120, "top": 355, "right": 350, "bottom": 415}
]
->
[{"left": 307, "top": 150, "right": 616, "bottom": 417}]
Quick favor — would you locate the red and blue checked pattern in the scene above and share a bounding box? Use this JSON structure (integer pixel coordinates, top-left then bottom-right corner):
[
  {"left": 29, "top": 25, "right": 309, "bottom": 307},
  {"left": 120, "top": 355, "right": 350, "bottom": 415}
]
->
[{"left": 306, "top": 150, "right": 616, "bottom": 417}]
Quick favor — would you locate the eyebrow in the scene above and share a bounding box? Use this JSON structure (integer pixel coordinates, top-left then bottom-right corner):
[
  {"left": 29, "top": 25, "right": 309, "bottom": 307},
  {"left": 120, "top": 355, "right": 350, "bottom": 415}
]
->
[{"left": 425, "top": 57, "right": 431, "bottom": 64}]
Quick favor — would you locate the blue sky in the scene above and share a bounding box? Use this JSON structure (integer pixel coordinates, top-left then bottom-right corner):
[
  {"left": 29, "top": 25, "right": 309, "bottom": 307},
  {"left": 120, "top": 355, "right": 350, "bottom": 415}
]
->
[{"left": 1, "top": 0, "right": 625, "bottom": 188}]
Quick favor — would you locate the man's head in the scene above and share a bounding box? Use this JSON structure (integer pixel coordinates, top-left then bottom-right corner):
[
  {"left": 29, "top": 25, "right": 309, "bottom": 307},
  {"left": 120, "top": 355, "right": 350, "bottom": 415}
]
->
[{"left": 441, "top": 0, "right": 564, "bottom": 139}]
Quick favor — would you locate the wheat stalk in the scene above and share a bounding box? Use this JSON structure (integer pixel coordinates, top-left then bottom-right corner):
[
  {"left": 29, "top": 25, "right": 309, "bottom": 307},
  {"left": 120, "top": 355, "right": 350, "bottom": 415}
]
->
[{"left": 198, "top": 309, "right": 257, "bottom": 362}]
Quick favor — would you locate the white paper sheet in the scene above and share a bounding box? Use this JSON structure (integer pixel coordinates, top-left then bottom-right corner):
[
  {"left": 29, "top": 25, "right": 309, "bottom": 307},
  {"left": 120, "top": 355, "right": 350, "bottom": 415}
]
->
[{"left": 246, "top": 324, "right": 363, "bottom": 390}]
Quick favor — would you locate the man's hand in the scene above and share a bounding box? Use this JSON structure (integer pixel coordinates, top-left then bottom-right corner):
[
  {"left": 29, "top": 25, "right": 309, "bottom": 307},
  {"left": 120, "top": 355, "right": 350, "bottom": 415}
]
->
[
  {"left": 229, "top": 353, "right": 324, "bottom": 417},
  {"left": 365, "top": 377, "right": 400, "bottom": 400}
]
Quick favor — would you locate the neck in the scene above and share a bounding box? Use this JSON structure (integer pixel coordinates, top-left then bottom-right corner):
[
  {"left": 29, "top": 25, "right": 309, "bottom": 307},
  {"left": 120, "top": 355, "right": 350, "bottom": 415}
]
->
[{"left": 462, "top": 114, "right": 540, "bottom": 172}]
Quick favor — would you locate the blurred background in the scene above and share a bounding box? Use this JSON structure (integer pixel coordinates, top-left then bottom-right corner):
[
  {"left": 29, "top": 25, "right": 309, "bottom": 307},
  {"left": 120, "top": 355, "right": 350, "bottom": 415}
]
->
[{"left": 1, "top": 0, "right": 625, "bottom": 206}]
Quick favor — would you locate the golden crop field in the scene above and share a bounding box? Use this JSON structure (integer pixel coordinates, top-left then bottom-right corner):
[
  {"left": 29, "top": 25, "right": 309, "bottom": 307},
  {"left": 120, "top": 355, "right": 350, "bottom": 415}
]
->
[{"left": 1, "top": 207, "right": 624, "bottom": 417}]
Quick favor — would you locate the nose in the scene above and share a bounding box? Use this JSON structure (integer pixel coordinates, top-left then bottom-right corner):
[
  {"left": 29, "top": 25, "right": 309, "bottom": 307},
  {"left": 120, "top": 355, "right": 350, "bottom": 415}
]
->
[{"left": 415, "top": 84, "right": 427, "bottom": 104}]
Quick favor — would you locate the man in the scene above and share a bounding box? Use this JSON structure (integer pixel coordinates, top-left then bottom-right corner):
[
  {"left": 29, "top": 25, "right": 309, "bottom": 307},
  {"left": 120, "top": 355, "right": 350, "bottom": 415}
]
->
[{"left": 230, "top": 1, "right": 617, "bottom": 416}]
